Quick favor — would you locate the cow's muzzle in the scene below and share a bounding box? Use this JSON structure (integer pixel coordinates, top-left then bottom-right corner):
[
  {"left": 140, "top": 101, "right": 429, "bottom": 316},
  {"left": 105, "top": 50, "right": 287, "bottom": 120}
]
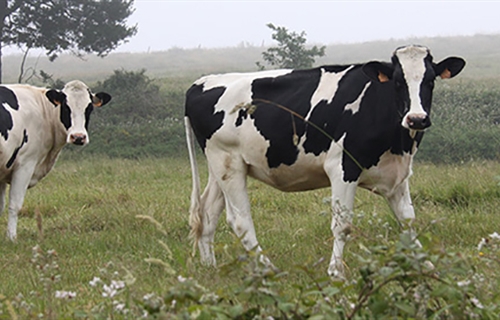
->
[
  {"left": 406, "top": 114, "right": 431, "bottom": 131},
  {"left": 69, "top": 133, "right": 87, "bottom": 145}
]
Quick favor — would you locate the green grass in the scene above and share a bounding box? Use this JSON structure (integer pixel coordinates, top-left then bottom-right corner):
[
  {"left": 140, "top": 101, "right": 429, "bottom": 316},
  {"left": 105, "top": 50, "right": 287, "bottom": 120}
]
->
[{"left": 1, "top": 155, "right": 499, "bottom": 317}]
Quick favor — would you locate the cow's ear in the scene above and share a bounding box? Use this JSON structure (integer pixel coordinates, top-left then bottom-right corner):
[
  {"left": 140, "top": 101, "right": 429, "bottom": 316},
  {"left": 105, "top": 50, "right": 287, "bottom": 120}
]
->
[
  {"left": 92, "top": 92, "right": 112, "bottom": 107},
  {"left": 362, "top": 61, "right": 394, "bottom": 83},
  {"left": 46, "top": 89, "right": 66, "bottom": 107},
  {"left": 434, "top": 57, "right": 466, "bottom": 79}
]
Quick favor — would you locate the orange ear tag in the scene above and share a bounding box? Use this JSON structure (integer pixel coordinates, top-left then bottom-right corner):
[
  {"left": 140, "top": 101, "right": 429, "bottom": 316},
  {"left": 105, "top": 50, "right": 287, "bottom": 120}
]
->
[
  {"left": 378, "top": 72, "right": 390, "bottom": 83},
  {"left": 440, "top": 69, "right": 452, "bottom": 79}
]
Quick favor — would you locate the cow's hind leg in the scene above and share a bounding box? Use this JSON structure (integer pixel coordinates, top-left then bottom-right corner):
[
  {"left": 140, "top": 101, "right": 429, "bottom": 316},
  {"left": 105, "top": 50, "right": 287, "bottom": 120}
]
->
[
  {"left": 0, "top": 182, "right": 7, "bottom": 215},
  {"left": 208, "top": 151, "right": 273, "bottom": 269},
  {"left": 197, "top": 172, "right": 225, "bottom": 266},
  {"left": 7, "top": 163, "right": 35, "bottom": 240}
]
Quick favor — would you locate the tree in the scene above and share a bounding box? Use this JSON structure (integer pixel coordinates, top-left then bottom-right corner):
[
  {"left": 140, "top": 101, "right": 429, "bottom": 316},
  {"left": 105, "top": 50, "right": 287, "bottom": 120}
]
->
[
  {"left": 94, "top": 69, "right": 170, "bottom": 122},
  {"left": 257, "top": 23, "right": 326, "bottom": 70},
  {"left": 0, "top": 0, "right": 137, "bottom": 83}
]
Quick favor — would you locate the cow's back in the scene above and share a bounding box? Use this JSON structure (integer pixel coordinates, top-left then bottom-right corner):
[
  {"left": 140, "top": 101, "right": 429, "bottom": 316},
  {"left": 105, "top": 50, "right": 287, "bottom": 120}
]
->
[{"left": 0, "top": 85, "right": 56, "bottom": 183}]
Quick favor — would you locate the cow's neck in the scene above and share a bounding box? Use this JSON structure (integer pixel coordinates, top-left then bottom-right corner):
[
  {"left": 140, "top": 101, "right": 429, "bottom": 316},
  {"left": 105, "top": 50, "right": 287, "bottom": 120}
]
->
[{"left": 391, "top": 126, "right": 423, "bottom": 156}]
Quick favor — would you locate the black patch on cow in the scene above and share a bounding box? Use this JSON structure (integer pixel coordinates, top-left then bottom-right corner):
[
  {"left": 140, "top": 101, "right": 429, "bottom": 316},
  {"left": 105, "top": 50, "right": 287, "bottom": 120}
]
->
[
  {"left": 60, "top": 102, "right": 72, "bottom": 130},
  {"left": 250, "top": 69, "right": 323, "bottom": 168},
  {"left": 303, "top": 65, "right": 369, "bottom": 156},
  {"left": 84, "top": 104, "right": 94, "bottom": 130},
  {"left": 0, "top": 86, "right": 19, "bottom": 140},
  {"left": 185, "top": 84, "right": 226, "bottom": 150},
  {"left": 6, "top": 129, "right": 28, "bottom": 169},
  {"left": 235, "top": 109, "right": 248, "bottom": 127},
  {"left": 341, "top": 83, "right": 406, "bottom": 182}
]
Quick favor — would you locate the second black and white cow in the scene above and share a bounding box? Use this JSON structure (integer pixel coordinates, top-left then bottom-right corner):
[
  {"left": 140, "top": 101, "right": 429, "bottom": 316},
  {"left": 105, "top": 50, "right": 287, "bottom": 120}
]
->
[
  {"left": 0, "top": 80, "right": 111, "bottom": 240},
  {"left": 185, "top": 45, "right": 465, "bottom": 277}
]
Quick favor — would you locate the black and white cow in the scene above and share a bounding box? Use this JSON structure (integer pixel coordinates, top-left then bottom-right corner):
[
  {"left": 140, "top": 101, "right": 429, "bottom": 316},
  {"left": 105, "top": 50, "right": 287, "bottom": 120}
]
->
[
  {"left": 185, "top": 45, "right": 465, "bottom": 277},
  {"left": 0, "top": 80, "right": 111, "bottom": 240}
]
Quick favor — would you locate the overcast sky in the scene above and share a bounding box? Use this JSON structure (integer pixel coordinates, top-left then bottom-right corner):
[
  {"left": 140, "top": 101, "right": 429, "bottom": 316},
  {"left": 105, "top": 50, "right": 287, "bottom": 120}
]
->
[
  {"left": 114, "top": 1, "right": 500, "bottom": 53},
  {"left": 3, "top": 1, "right": 500, "bottom": 55}
]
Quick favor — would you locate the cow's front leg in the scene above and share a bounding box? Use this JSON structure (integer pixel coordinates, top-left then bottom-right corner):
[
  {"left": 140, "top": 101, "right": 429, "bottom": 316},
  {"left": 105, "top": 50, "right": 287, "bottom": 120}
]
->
[
  {"left": 7, "top": 163, "right": 36, "bottom": 241},
  {"left": 328, "top": 181, "right": 358, "bottom": 279},
  {"left": 386, "top": 178, "right": 433, "bottom": 270},
  {"left": 386, "top": 178, "right": 416, "bottom": 235},
  {"left": 324, "top": 139, "right": 358, "bottom": 278}
]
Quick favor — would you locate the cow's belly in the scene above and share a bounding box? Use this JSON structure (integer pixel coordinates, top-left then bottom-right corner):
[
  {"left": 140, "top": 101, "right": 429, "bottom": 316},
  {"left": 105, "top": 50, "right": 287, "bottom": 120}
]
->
[{"left": 244, "top": 150, "right": 329, "bottom": 192}]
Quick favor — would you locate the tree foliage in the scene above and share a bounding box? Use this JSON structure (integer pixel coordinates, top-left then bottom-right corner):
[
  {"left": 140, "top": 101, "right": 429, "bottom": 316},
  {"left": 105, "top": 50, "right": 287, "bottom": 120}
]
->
[
  {"left": 95, "top": 69, "right": 166, "bottom": 122},
  {"left": 0, "top": 0, "right": 137, "bottom": 83},
  {"left": 257, "top": 23, "right": 326, "bottom": 70}
]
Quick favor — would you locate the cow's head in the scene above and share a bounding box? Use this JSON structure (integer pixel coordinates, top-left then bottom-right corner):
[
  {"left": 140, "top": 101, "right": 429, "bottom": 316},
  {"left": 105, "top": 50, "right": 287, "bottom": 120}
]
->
[
  {"left": 46, "top": 80, "right": 111, "bottom": 145},
  {"left": 362, "top": 45, "right": 465, "bottom": 131}
]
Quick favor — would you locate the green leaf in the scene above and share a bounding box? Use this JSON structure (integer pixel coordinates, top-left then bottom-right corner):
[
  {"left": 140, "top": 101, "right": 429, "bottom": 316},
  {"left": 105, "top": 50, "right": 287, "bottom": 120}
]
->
[{"left": 395, "top": 302, "right": 416, "bottom": 315}]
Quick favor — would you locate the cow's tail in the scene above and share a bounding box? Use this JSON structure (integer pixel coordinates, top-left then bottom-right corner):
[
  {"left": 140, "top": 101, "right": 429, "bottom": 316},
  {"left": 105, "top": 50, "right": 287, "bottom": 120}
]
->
[{"left": 184, "top": 116, "right": 203, "bottom": 256}]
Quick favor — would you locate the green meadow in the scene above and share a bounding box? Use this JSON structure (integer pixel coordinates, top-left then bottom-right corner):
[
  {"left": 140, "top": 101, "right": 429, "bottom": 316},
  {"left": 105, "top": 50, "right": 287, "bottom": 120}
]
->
[{"left": 1, "top": 156, "right": 499, "bottom": 318}]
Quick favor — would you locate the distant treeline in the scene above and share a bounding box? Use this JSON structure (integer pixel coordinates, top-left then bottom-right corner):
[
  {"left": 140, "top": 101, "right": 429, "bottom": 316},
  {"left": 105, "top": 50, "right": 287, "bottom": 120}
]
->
[{"left": 3, "top": 33, "right": 500, "bottom": 84}]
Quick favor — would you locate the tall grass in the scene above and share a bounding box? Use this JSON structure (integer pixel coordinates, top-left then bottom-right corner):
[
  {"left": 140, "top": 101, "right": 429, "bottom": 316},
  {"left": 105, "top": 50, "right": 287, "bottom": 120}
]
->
[{"left": 0, "top": 156, "right": 499, "bottom": 317}]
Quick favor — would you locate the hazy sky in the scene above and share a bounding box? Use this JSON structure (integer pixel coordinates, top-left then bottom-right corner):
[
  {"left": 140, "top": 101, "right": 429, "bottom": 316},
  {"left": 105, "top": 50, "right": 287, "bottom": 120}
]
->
[
  {"left": 115, "top": 1, "right": 500, "bottom": 53},
  {"left": 3, "top": 1, "right": 500, "bottom": 55}
]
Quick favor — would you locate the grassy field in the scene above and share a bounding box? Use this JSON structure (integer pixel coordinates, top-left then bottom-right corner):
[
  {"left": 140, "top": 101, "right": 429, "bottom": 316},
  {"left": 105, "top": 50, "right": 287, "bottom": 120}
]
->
[{"left": 0, "top": 155, "right": 499, "bottom": 318}]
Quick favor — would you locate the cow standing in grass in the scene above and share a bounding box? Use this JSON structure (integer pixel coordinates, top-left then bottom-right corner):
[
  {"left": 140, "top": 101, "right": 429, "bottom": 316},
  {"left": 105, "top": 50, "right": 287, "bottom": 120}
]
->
[
  {"left": 185, "top": 45, "right": 465, "bottom": 278},
  {"left": 0, "top": 80, "right": 111, "bottom": 240}
]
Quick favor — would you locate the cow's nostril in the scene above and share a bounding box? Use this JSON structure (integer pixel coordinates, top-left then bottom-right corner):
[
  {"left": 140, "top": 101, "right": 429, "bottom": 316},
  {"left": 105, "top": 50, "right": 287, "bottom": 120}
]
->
[
  {"left": 407, "top": 114, "right": 431, "bottom": 130},
  {"left": 70, "top": 134, "right": 87, "bottom": 145}
]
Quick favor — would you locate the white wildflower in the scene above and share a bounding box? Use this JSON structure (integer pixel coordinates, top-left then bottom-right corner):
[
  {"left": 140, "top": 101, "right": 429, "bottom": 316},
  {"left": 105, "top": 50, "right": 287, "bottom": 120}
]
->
[
  {"left": 470, "top": 297, "right": 484, "bottom": 309},
  {"left": 89, "top": 277, "right": 101, "bottom": 287},
  {"left": 113, "top": 300, "right": 126, "bottom": 312},
  {"left": 177, "top": 275, "right": 187, "bottom": 283},
  {"left": 457, "top": 280, "right": 471, "bottom": 287},
  {"left": 55, "top": 291, "right": 76, "bottom": 299},
  {"left": 102, "top": 280, "right": 125, "bottom": 298},
  {"left": 143, "top": 293, "right": 156, "bottom": 301},
  {"left": 111, "top": 280, "right": 125, "bottom": 290},
  {"left": 489, "top": 232, "right": 500, "bottom": 240},
  {"left": 102, "top": 284, "right": 117, "bottom": 298},
  {"left": 477, "top": 238, "right": 487, "bottom": 251}
]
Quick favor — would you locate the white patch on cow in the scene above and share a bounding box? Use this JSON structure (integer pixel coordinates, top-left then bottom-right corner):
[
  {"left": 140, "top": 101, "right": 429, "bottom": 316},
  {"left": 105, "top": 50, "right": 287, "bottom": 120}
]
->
[
  {"left": 1, "top": 101, "right": 19, "bottom": 135},
  {"left": 198, "top": 70, "right": 294, "bottom": 116},
  {"left": 396, "top": 46, "right": 429, "bottom": 128},
  {"left": 309, "top": 67, "right": 352, "bottom": 115},
  {"left": 2, "top": 102, "right": 15, "bottom": 112},
  {"left": 197, "top": 69, "right": 293, "bottom": 92},
  {"left": 344, "top": 82, "right": 371, "bottom": 115}
]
